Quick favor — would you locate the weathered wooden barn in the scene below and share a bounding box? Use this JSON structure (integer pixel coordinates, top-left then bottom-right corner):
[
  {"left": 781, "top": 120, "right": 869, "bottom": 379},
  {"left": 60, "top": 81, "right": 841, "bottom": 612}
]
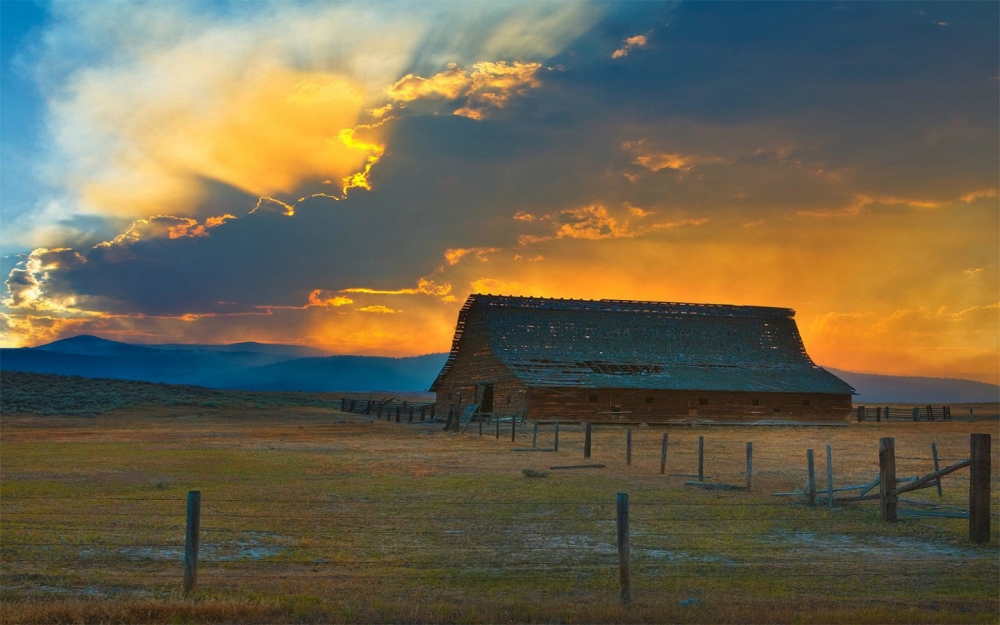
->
[{"left": 430, "top": 294, "right": 855, "bottom": 424}]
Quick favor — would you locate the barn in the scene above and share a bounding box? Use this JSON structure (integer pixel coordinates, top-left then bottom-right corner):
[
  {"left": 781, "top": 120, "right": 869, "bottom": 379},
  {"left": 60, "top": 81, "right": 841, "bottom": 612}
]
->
[{"left": 430, "top": 294, "right": 855, "bottom": 424}]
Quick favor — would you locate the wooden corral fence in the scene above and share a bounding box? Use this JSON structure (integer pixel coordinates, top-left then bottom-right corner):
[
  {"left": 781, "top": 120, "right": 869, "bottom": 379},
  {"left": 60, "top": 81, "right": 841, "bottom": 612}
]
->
[
  {"left": 776, "top": 434, "right": 991, "bottom": 543},
  {"left": 339, "top": 397, "right": 436, "bottom": 423},
  {"left": 856, "top": 405, "right": 952, "bottom": 422}
]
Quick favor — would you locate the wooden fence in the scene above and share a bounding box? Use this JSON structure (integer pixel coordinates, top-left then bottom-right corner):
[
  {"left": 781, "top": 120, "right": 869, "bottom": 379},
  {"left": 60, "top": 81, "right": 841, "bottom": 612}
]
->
[
  {"left": 856, "top": 405, "right": 952, "bottom": 422},
  {"left": 339, "top": 397, "right": 436, "bottom": 422}
]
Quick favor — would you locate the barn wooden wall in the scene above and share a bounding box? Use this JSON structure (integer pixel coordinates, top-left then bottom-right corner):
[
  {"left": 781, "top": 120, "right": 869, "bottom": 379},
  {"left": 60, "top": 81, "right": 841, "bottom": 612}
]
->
[
  {"left": 525, "top": 388, "right": 852, "bottom": 423},
  {"left": 433, "top": 305, "right": 528, "bottom": 419}
]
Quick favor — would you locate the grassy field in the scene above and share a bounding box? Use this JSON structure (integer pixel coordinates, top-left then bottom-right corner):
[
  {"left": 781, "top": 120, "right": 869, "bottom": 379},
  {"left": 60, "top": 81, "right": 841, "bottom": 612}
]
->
[{"left": 1, "top": 375, "right": 998, "bottom": 624}]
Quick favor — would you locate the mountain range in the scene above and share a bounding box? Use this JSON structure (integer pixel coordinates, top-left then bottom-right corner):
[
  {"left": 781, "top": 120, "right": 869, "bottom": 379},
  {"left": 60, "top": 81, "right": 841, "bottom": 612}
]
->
[{"left": 1, "top": 335, "right": 997, "bottom": 403}]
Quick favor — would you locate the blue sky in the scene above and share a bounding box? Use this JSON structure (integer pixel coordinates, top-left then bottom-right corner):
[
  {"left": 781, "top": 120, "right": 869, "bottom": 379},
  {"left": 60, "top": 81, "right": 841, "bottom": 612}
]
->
[{"left": 0, "top": 1, "right": 997, "bottom": 384}]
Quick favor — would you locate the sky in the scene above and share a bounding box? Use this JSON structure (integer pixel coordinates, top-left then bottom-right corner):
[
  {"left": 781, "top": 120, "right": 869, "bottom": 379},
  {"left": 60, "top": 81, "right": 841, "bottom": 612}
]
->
[{"left": 0, "top": 0, "right": 997, "bottom": 385}]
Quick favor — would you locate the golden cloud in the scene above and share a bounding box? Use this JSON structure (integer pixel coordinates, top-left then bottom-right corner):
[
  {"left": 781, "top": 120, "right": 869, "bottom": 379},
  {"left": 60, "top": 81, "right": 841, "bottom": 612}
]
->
[
  {"left": 58, "top": 64, "right": 385, "bottom": 220},
  {"left": 340, "top": 278, "right": 452, "bottom": 297},
  {"left": 612, "top": 33, "right": 647, "bottom": 59},
  {"left": 385, "top": 60, "right": 543, "bottom": 120},
  {"left": 307, "top": 291, "right": 354, "bottom": 308},
  {"left": 358, "top": 305, "right": 399, "bottom": 314}
]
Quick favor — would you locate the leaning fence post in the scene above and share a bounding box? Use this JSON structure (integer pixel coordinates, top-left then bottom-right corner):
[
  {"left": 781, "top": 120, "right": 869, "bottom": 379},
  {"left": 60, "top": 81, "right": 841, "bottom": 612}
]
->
[
  {"left": 826, "top": 445, "right": 834, "bottom": 509},
  {"left": 806, "top": 449, "right": 816, "bottom": 506},
  {"left": 969, "top": 433, "right": 991, "bottom": 544},
  {"left": 697, "top": 436, "right": 704, "bottom": 481},
  {"left": 931, "top": 442, "right": 943, "bottom": 497},
  {"left": 554, "top": 422, "right": 560, "bottom": 452},
  {"left": 746, "top": 442, "right": 753, "bottom": 491},
  {"left": 879, "top": 437, "right": 897, "bottom": 522},
  {"left": 584, "top": 422, "right": 592, "bottom": 458},
  {"left": 616, "top": 493, "right": 631, "bottom": 606},
  {"left": 183, "top": 490, "right": 201, "bottom": 596},
  {"left": 660, "top": 433, "right": 668, "bottom": 475}
]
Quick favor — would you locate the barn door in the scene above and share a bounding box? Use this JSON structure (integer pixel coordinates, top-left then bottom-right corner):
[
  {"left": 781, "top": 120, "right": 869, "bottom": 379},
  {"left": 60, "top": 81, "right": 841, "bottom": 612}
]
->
[{"left": 480, "top": 384, "right": 495, "bottom": 417}]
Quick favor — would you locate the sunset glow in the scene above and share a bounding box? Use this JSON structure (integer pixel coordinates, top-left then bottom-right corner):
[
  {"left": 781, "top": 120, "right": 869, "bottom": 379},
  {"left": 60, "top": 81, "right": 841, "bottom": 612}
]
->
[{"left": 1, "top": 1, "right": 997, "bottom": 384}]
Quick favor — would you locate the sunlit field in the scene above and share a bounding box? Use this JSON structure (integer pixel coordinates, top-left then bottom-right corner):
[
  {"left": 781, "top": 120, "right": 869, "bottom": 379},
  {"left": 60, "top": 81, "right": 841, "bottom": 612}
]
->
[{"left": 1, "top": 375, "right": 997, "bottom": 624}]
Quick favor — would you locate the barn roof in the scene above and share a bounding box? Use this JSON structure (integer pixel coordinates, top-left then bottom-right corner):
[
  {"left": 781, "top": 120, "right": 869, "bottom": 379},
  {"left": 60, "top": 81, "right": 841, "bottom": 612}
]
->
[{"left": 431, "top": 294, "right": 854, "bottom": 395}]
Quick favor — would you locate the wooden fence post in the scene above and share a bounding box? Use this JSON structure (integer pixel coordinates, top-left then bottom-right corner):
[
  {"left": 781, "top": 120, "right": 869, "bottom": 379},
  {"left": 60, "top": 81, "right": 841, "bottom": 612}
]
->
[
  {"left": 409, "top": 406, "right": 414, "bottom": 423},
  {"left": 444, "top": 408, "right": 453, "bottom": 431},
  {"left": 912, "top": 407, "right": 919, "bottom": 422},
  {"left": 884, "top": 406, "right": 890, "bottom": 421},
  {"left": 183, "top": 490, "right": 201, "bottom": 596},
  {"left": 826, "top": 445, "right": 834, "bottom": 509},
  {"left": 626, "top": 429, "right": 632, "bottom": 466},
  {"left": 698, "top": 436, "right": 704, "bottom": 481},
  {"left": 349, "top": 399, "right": 356, "bottom": 413},
  {"left": 511, "top": 416, "right": 516, "bottom": 442},
  {"left": 879, "top": 437, "right": 897, "bottom": 522},
  {"left": 616, "top": 493, "right": 632, "bottom": 606},
  {"left": 876, "top": 407, "right": 882, "bottom": 422},
  {"left": 806, "top": 449, "right": 816, "bottom": 506},
  {"left": 584, "top": 423, "right": 592, "bottom": 459},
  {"left": 430, "top": 404, "right": 436, "bottom": 419},
  {"left": 340, "top": 398, "right": 346, "bottom": 411},
  {"left": 495, "top": 416, "right": 500, "bottom": 440},
  {"left": 931, "top": 442, "right": 943, "bottom": 497},
  {"left": 856, "top": 406, "right": 863, "bottom": 422},
  {"left": 660, "top": 433, "right": 668, "bottom": 475},
  {"left": 532, "top": 422, "right": 538, "bottom": 448},
  {"left": 395, "top": 406, "right": 401, "bottom": 423},
  {"left": 746, "top": 442, "right": 753, "bottom": 491},
  {"left": 969, "top": 433, "right": 991, "bottom": 544},
  {"left": 554, "top": 422, "right": 560, "bottom": 452}
]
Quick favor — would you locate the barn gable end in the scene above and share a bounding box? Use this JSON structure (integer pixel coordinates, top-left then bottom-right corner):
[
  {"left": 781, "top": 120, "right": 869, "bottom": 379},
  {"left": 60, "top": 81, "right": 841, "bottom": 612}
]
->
[{"left": 432, "top": 294, "right": 854, "bottom": 423}]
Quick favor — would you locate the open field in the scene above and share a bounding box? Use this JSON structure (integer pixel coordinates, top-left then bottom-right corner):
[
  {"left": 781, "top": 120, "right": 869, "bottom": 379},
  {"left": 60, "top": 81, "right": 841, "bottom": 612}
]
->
[{"left": 1, "top": 378, "right": 998, "bottom": 623}]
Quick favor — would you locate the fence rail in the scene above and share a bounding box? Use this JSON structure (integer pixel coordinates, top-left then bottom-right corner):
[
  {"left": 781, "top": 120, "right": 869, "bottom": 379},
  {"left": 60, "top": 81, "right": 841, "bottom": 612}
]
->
[{"left": 856, "top": 405, "right": 952, "bottom": 422}]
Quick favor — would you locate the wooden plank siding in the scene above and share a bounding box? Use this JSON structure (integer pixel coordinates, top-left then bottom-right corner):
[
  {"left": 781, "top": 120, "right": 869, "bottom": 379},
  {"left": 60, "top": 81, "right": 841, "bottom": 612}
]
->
[
  {"left": 433, "top": 304, "right": 528, "bottom": 419},
  {"left": 525, "top": 388, "right": 852, "bottom": 424}
]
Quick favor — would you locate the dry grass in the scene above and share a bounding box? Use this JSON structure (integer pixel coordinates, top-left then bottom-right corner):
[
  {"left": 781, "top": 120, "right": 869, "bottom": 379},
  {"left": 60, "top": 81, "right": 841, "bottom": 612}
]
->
[{"left": 1, "top": 395, "right": 998, "bottom": 624}]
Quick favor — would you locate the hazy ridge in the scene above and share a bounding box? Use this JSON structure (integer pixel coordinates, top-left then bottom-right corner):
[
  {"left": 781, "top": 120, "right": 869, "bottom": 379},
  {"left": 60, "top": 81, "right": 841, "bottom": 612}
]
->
[{"left": 1, "top": 335, "right": 996, "bottom": 402}]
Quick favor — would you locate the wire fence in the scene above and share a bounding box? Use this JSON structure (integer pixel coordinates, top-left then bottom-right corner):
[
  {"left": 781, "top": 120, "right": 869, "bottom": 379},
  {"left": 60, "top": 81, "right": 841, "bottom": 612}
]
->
[{"left": 2, "top": 492, "right": 995, "bottom": 605}]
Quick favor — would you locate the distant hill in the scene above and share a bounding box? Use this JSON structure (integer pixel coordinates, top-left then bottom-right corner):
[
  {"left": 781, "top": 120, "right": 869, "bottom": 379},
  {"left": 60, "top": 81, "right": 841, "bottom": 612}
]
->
[
  {"left": 826, "top": 368, "right": 999, "bottom": 404},
  {"left": 1, "top": 335, "right": 447, "bottom": 392},
  {"left": 212, "top": 354, "right": 449, "bottom": 392},
  {"left": 3, "top": 335, "right": 997, "bottom": 400}
]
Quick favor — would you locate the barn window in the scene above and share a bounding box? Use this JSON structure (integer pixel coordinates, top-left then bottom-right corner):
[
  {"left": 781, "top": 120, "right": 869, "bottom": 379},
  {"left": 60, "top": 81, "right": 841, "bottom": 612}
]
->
[
  {"left": 699, "top": 397, "right": 708, "bottom": 406},
  {"left": 773, "top": 407, "right": 781, "bottom": 413},
  {"left": 802, "top": 399, "right": 811, "bottom": 406},
  {"left": 589, "top": 395, "right": 598, "bottom": 403},
  {"left": 645, "top": 396, "right": 654, "bottom": 403},
  {"left": 447, "top": 393, "right": 452, "bottom": 400},
  {"left": 752, "top": 398, "right": 760, "bottom": 406},
  {"left": 612, "top": 405, "right": 622, "bottom": 413},
  {"left": 506, "top": 396, "right": 512, "bottom": 405}
]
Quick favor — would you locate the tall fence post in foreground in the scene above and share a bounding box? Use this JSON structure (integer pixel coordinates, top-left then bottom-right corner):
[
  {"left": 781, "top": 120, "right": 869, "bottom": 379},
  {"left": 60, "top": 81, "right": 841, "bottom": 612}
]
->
[
  {"left": 969, "top": 433, "right": 991, "bottom": 544},
  {"left": 826, "top": 445, "right": 834, "bottom": 509},
  {"left": 554, "top": 422, "right": 560, "bottom": 452},
  {"left": 931, "top": 443, "right": 943, "bottom": 497},
  {"left": 616, "top": 493, "right": 632, "bottom": 606},
  {"left": 626, "top": 429, "right": 632, "bottom": 466},
  {"left": 745, "top": 442, "right": 753, "bottom": 491},
  {"left": 511, "top": 416, "right": 516, "bottom": 442},
  {"left": 660, "top": 433, "right": 668, "bottom": 475},
  {"left": 183, "top": 490, "right": 201, "bottom": 596},
  {"left": 584, "top": 423, "right": 592, "bottom": 459},
  {"left": 879, "top": 437, "right": 897, "bottom": 522},
  {"left": 806, "top": 449, "right": 816, "bottom": 506},
  {"left": 697, "top": 436, "right": 705, "bottom": 481}
]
